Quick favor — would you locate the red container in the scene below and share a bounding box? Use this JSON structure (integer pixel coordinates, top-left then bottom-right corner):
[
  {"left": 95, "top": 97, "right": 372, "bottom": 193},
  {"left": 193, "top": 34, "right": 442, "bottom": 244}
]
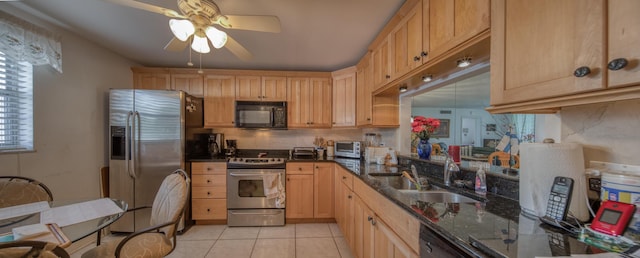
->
[{"left": 448, "top": 145, "right": 460, "bottom": 163}]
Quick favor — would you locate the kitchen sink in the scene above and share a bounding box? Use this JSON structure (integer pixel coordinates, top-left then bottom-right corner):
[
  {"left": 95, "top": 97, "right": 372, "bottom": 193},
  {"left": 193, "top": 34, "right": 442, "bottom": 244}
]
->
[
  {"left": 399, "top": 190, "right": 477, "bottom": 203},
  {"left": 369, "top": 174, "right": 442, "bottom": 191}
]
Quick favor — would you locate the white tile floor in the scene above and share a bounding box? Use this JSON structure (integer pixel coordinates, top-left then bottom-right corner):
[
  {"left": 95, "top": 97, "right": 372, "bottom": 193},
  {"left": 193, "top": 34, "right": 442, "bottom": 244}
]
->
[{"left": 71, "top": 223, "right": 354, "bottom": 258}]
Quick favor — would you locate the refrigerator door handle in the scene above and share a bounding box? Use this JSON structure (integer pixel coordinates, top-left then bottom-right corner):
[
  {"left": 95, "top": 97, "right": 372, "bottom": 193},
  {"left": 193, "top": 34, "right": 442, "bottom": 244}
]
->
[
  {"left": 130, "top": 111, "right": 140, "bottom": 179},
  {"left": 125, "top": 111, "right": 133, "bottom": 178}
]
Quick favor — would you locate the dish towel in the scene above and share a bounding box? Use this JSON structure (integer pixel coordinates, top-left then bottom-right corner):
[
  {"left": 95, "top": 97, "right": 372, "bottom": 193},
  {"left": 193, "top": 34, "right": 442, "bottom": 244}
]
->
[{"left": 262, "top": 173, "right": 285, "bottom": 208}]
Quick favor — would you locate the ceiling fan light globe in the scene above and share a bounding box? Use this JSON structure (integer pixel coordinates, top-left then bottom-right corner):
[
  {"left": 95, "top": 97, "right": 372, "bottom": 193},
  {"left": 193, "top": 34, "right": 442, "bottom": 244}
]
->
[
  {"left": 205, "top": 26, "right": 228, "bottom": 49},
  {"left": 169, "top": 19, "right": 195, "bottom": 41},
  {"left": 191, "top": 35, "right": 210, "bottom": 53}
]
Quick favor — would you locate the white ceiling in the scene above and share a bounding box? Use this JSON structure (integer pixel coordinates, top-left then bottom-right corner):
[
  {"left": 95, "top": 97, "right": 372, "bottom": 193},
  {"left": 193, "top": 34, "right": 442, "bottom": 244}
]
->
[{"left": 6, "top": 0, "right": 405, "bottom": 71}]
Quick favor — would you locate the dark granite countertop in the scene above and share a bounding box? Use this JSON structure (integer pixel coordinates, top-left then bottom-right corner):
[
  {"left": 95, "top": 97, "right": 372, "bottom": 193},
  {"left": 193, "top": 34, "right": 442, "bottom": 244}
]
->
[{"left": 330, "top": 158, "right": 604, "bottom": 258}]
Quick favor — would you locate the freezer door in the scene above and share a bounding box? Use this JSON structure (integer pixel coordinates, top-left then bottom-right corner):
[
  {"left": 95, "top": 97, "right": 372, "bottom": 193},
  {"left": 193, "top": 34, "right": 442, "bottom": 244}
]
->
[
  {"left": 108, "top": 89, "right": 135, "bottom": 232},
  {"left": 132, "top": 90, "right": 184, "bottom": 231}
]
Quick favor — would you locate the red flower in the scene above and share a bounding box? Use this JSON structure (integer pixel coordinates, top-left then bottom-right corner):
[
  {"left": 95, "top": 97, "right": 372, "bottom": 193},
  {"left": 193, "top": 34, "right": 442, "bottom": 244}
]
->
[{"left": 411, "top": 116, "right": 441, "bottom": 140}]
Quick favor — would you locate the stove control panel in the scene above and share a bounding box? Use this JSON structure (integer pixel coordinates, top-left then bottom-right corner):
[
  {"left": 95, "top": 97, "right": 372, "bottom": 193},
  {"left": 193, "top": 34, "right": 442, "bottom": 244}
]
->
[{"left": 228, "top": 158, "right": 286, "bottom": 165}]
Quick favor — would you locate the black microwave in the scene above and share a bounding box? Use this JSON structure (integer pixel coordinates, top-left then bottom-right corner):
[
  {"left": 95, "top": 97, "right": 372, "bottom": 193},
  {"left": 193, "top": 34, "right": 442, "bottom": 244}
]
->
[{"left": 235, "top": 101, "right": 287, "bottom": 129}]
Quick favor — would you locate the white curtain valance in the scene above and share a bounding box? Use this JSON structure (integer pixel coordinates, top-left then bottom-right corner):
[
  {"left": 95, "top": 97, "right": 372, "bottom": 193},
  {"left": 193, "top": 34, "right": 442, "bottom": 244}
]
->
[{"left": 0, "top": 10, "right": 62, "bottom": 73}]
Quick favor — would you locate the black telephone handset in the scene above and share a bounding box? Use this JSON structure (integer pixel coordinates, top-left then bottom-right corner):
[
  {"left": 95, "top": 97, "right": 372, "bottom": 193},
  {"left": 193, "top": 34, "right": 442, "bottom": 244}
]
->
[{"left": 540, "top": 176, "right": 574, "bottom": 228}]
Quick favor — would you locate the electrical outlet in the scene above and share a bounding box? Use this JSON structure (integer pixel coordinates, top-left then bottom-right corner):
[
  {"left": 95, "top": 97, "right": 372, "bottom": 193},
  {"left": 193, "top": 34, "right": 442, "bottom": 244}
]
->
[{"left": 588, "top": 178, "right": 601, "bottom": 192}]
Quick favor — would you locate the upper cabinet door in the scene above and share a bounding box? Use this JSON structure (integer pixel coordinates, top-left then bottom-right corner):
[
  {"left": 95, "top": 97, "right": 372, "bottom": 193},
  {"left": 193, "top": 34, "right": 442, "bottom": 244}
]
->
[
  {"left": 490, "top": 0, "right": 605, "bottom": 106},
  {"left": 427, "top": 0, "right": 490, "bottom": 60},
  {"left": 235, "top": 76, "right": 262, "bottom": 101},
  {"left": 310, "top": 78, "right": 333, "bottom": 128},
  {"left": 391, "top": 0, "right": 423, "bottom": 79},
  {"left": 356, "top": 61, "right": 373, "bottom": 127},
  {"left": 204, "top": 75, "right": 236, "bottom": 128},
  {"left": 332, "top": 70, "right": 357, "bottom": 128},
  {"left": 372, "top": 38, "right": 391, "bottom": 90},
  {"left": 287, "top": 77, "right": 311, "bottom": 128},
  {"left": 171, "top": 73, "right": 204, "bottom": 97},
  {"left": 608, "top": 0, "right": 640, "bottom": 88},
  {"left": 134, "top": 72, "right": 170, "bottom": 90},
  {"left": 261, "top": 76, "right": 288, "bottom": 101}
]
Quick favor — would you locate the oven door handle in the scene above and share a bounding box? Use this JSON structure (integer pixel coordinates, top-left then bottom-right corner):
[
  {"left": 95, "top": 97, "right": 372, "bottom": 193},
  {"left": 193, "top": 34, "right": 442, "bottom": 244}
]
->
[
  {"left": 229, "top": 210, "right": 283, "bottom": 216},
  {"left": 229, "top": 173, "right": 280, "bottom": 177}
]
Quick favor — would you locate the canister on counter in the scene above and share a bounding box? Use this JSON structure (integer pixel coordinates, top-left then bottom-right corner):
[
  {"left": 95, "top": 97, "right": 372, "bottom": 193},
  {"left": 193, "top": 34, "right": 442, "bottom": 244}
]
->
[{"left": 448, "top": 145, "right": 460, "bottom": 163}]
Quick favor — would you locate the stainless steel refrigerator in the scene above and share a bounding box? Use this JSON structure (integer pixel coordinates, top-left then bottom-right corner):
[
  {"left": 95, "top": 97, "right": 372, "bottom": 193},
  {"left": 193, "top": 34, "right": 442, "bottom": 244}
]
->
[{"left": 108, "top": 89, "right": 202, "bottom": 232}]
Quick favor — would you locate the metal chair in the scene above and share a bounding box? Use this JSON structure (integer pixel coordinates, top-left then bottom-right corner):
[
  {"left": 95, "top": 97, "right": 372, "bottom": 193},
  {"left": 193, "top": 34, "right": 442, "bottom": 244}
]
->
[
  {"left": 0, "top": 176, "right": 53, "bottom": 208},
  {"left": 0, "top": 240, "right": 70, "bottom": 258},
  {"left": 0, "top": 176, "right": 54, "bottom": 227},
  {"left": 81, "top": 169, "right": 190, "bottom": 258}
]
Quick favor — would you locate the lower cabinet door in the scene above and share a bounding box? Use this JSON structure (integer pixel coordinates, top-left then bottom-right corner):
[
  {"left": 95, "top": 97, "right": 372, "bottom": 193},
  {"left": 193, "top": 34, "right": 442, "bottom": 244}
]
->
[
  {"left": 374, "top": 216, "right": 419, "bottom": 258},
  {"left": 285, "top": 174, "right": 314, "bottom": 219},
  {"left": 192, "top": 199, "right": 227, "bottom": 220}
]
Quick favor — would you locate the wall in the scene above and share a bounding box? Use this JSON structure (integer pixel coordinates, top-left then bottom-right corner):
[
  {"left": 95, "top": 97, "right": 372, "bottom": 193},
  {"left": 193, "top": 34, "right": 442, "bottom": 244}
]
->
[
  {"left": 561, "top": 99, "right": 640, "bottom": 166},
  {"left": 0, "top": 5, "right": 138, "bottom": 201},
  {"left": 209, "top": 128, "right": 398, "bottom": 150}
]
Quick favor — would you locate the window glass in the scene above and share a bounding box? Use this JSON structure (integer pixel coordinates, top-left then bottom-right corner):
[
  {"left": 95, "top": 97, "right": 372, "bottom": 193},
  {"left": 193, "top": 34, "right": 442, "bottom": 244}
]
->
[{"left": 0, "top": 51, "right": 34, "bottom": 152}]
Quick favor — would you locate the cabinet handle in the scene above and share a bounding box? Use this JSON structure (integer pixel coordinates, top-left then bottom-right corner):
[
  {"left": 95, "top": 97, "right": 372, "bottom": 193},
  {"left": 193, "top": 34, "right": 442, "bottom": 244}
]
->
[
  {"left": 367, "top": 216, "right": 376, "bottom": 225},
  {"left": 385, "top": 75, "right": 390, "bottom": 79},
  {"left": 207, "top": 191, "right": 211, "bottom": 195},
  {"left": 608, "top": 58, "right": 628, "bottom": 71},
  {"left": 573, "top": 66, "right": 591, "bottom": 77},
  {"left": 348, "top": 195, "right": 352, "bottom": 199},
  {"left": 413, "top": 56, "right": 420, "bottom": 62},
  {"left": 425, "top": 241, "right": 433, "bottom": 253},
  {"left": 367, "top": 118, "right": 371, "bottom": 121},
  {"left": 420, "top": 51, "right": 428, "bottom": 57},
  {"left": 287, "top": 177, "right": 290, "bottom": 181},
  {"left": 231, "top": 121, "right": 235, "bottom": 124},
  {"left": 298, "top": 167, "right": 302, "bottom": 170},
  {"left": 207, "top": 179, "right": 211, "bottom": 183},
  {"left": 207, "top": 208, "right": 210, "bottom": 212},
  {"left": 342, "top": 176, "right": 347, "bottom": 179},
  {"left": 315, "top": 166, "right": 319, "bottom": 169},
  {"left": 207, "top": 167, "right": 212, "bottom": 171}
]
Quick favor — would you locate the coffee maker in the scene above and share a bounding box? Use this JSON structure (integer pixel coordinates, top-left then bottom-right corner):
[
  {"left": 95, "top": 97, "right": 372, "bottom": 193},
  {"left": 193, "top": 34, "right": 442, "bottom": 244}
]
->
[{"left": 225, "top": 139, "right": 237, "bottom": 157}]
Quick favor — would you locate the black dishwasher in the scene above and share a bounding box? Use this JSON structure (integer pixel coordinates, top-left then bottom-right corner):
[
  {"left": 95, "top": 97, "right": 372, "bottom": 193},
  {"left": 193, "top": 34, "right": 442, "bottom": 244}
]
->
[{"left": 420, "top": 224, "right": 481, "bottom": 258}]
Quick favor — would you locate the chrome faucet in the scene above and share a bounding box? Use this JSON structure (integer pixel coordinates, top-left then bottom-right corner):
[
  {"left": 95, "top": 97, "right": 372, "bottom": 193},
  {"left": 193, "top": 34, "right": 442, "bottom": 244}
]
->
[{"left": 443, "top": 154, "right": 459, "bottom": 186}]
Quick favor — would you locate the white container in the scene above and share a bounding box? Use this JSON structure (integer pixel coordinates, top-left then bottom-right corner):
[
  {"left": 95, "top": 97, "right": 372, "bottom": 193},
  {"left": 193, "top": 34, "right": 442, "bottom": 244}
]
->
[{"left": 598, "top": 162, "right": 640, "bottom": 241}]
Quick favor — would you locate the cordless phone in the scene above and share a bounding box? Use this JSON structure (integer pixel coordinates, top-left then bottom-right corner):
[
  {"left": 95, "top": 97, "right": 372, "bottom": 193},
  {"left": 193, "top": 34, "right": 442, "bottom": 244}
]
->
[{"left": 540, "top": 176, "right": 574, "bottom": 227}]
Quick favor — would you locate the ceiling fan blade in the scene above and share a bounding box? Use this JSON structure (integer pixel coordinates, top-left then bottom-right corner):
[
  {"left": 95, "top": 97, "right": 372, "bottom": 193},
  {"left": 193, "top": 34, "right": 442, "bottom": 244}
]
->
[
  {"left": 105, "top": 0, "right": 185, "bottom": 18},
  {"left": 225, "top": 36, "right": 253, "bottom": 61},
  {"left": 164, "top": 37, "right": 189, "bottom": 52},
  {"left": 222, "top": 15, "right": 281, "bottom": 33}
]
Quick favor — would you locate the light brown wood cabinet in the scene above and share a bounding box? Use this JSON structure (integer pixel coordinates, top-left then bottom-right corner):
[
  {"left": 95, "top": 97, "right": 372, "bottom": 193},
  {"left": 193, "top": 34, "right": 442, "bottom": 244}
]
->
[
  {"left": 489, "top": 0, "right": 640, "bottom": 113},
  {"left": 235, "top": 76, "right": 262, "bottom": 101},
  {"left": 334, "top": 166, "right": 355, "bottom": 247},
  {"left": 427, "top": 0, "right": 490, "bottom": 62},
  {"left": 286, "top": 162, "right": 334, "bottom": 219},
  {"left": 171, "top": 73, "right": 204, "bottom": 97},
  {"left": 204, "top": 75, "right": 236, "bottom": 128},
  {"left": 332, "top": 67, "right": 357, "bottom": 128},
  {"left": 372, "top": 38, "right": 391, "bottom": 91},
  {"left": 191, "top": 162, "right": 227, "bottom": 220},
  {"left": 352, "top": 194, "right": 375, "bottom": 258},
  {"left": 356, "top": 59, "right": 373, "bottom": 127},
  {"left": 133, "top": 72, "right": 170, "bottom": 90},
  {"left": 235, "top": 76, "right": 288, "bottom": 101},
  {"left": 287, "top": 77, "right": 332, "bottom": 128},
  {"left": 391, "top": 0, "right": 424, "bottom": 79}
]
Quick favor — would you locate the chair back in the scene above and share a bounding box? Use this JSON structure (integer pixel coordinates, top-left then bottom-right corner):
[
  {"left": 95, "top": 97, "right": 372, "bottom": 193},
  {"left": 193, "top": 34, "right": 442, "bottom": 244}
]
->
[
  {"left": 0, "top": 176, "right": 53, "bottom": 208},
  {"left": 149, "top": 169, "right": 189, "bottom": 239},
  {"left": 0, "top": 240, "right": 69, "bottom": 258}
]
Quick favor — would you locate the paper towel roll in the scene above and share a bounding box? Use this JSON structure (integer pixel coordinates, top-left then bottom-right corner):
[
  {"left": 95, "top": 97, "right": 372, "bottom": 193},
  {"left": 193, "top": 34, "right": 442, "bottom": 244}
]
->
[{"left": 519, "top": 142, "right": 588, "bottom": 221}]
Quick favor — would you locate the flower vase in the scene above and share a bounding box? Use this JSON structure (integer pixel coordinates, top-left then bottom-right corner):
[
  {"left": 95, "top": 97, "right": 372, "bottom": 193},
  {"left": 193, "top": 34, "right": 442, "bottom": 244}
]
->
[{"left": 417, "top": 139, "right": 432, "bottom": 160}]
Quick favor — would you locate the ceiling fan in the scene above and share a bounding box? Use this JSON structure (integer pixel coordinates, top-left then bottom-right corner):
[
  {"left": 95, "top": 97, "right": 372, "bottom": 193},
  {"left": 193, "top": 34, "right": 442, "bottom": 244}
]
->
[{"left": 106, "top": 0, "right": 281, "bottom": 61}]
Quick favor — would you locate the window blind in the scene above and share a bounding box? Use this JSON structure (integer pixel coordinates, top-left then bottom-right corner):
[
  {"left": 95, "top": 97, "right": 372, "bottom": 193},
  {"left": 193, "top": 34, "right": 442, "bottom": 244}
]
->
[{"left": 0, "top": 51, "right": 33, "bottom": 151}]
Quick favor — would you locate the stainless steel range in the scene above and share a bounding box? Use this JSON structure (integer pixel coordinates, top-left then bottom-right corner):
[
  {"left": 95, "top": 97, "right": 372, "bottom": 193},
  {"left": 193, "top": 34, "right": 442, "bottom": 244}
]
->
[{"left": 227, "top": 157, "right": 286, "bottom": 226}]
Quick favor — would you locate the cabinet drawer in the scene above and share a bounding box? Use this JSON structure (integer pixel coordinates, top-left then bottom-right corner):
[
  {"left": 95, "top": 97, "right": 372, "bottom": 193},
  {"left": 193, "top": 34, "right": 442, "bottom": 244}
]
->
[
  {"left": 286, "top": 163, "right": 314, "bottom": 175},
  {"left": 337, "top": 167, "right": 353, "bottom": 190},
  {"left": 192, "top": 162, "right": 227, "bottom": 175},
  {"left": 192, "top": 186, "right": 226, "bottom": 199},
  {"left": 192, "top": 199, "right": 227, "bottom": 220},
  {"left": 192, "top": 175, "right": 226, "bottom": 187}
]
